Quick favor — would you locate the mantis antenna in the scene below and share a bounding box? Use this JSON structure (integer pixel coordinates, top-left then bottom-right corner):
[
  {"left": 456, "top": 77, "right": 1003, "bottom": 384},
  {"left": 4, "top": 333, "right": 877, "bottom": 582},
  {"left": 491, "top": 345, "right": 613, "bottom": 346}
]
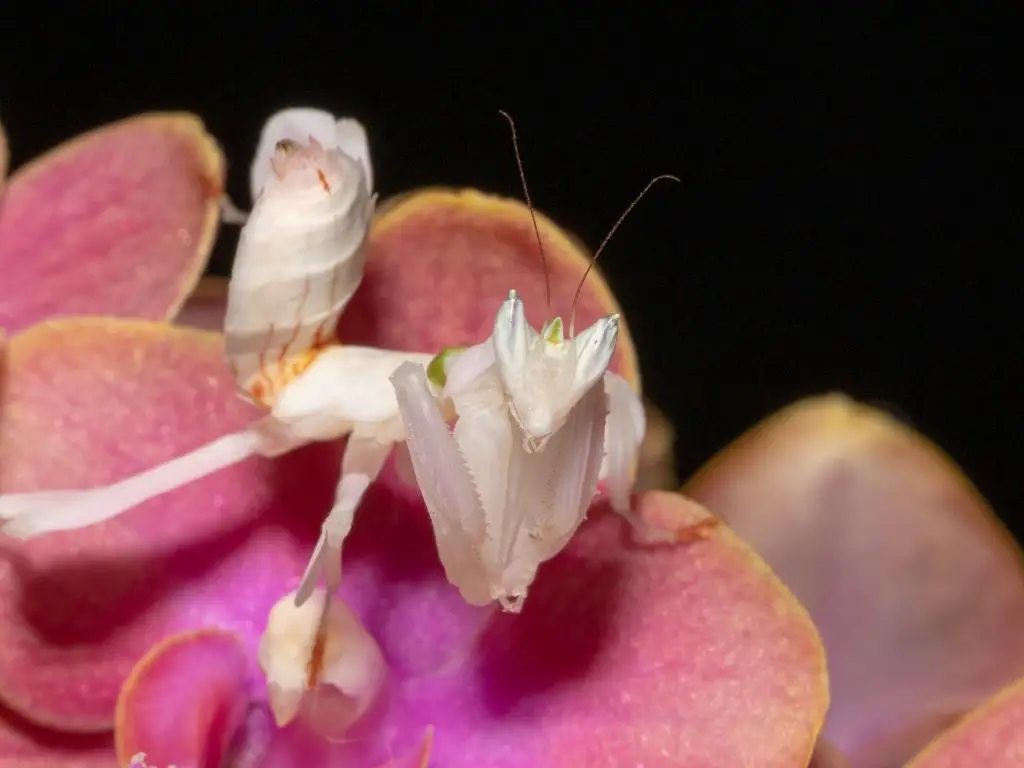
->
[
  {"left": 498, "top": 110, "right": 552, "bottom": 311},
  {"left": 568, "top": 174, "right": 681, "bottom": 338}
]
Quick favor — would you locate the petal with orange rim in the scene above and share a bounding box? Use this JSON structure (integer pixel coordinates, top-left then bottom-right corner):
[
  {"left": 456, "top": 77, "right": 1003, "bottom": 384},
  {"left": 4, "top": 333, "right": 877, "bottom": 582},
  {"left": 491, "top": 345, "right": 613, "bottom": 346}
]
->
[
  {"left": 464, "top": 492, "right": 826, "bottom": 767},
  {"left": 683, "top": 393, "right": 1024, "bottom": 767},
  {"left": 115, "top": 628, "right": 250, "bottom": 768},
  {"left": 339, "top": 188, "right": 639, "bottom": 389},
  {"left": 110, "top": 495, "right": 827, "bottom": 767},
  {"left": 115, "top": 625, "right": 434, "bottom": 768},
  {"left": 903, "top": 676, "right": 1024, "bottom": 768},
  {"left": 0, "top": 322, "right": 826, "bottom": 763},
  {"left": 0, "top": 319, "right": 340, "bottom": 731},
  {"left": 0, "top": 113, "right": 225, "bottom": 335}
]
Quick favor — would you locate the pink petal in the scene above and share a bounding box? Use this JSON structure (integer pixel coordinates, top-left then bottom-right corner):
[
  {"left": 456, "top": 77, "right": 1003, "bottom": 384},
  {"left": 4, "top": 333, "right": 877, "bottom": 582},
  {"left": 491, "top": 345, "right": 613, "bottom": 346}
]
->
[
  {"left": 0, "top": 701, "right": 114, "bottom": 767},
  {"left": 338, "top": 189, "right": 639, "bottom": 383},
  {"left": 115, "top": 628, "right": 250, "bottom": 768},
  {"left": 467, "top": 492, "right": 825, "bottom": 767},
  {"left": 113, "top": 625, "right": 432, "bottom": 768},
  {"left": 683, "top": 394, "right": 1024, "bottom": 766},
  {"left": 0, "top": 319, "right": 336, "bottom": 731},
  {"left": 1, "top": 320, "right": 828, "bottom": 764},
  {"left": 903, "top": 676, "right": 1024, "bottom": 768},
  {"left": 0, "top": 113, "right": 225, "bottom": 335},
  {"left": 107, "top": 489, "right": 827, "bottom": 767}
]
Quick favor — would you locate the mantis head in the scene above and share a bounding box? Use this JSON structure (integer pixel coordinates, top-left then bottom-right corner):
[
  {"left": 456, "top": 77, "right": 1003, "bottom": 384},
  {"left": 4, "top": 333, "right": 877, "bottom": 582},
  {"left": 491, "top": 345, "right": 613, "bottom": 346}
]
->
[{"left": 492, "top": 290, "right": 619, "bottom": 451}]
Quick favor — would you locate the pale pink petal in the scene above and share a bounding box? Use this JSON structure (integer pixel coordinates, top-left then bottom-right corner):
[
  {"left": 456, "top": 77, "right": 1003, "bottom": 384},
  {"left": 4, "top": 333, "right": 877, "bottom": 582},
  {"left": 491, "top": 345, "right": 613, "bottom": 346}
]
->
[
  {"left": 684, "top": 394, "right": 1024, "bottom": 767},
  {"left": 903, "top": 676, "right": 1024, "bottom": 768}
]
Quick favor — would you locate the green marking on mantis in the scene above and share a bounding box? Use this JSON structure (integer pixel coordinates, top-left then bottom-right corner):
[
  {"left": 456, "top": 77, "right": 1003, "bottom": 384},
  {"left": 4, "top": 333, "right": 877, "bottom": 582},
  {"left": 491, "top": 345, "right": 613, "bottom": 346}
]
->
[
  {"left": 541, "top": 317, "right": 564, "bottom": 345},
  {"left": 427, "top": 346, "right": 466, "bottom": 388}
]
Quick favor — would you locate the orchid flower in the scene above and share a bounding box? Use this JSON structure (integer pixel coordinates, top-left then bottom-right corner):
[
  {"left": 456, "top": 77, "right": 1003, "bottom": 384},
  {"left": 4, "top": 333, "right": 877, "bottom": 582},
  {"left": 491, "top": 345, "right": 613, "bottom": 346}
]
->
[{"left": 0, "top": 109, "right": 829, "bottom": 766}]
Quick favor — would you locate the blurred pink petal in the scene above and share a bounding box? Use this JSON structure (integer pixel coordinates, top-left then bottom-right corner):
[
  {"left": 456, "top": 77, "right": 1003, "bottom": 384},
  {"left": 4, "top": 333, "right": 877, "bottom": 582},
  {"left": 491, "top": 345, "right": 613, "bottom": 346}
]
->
[
  {"left": 0, "top": 700, "right": 114, "bottom": 766},
  {"left": 811, "top": 738, "right": 854, "bottom": 768},
  {"left": 0, "top": 113, "right": 225, "bottom": 335},
  {"left": 684, "top": 393, "right": 1024, "bottom": 767},
  {"left": 902, "top": 675, "right": 1024, "bottom": 768}
]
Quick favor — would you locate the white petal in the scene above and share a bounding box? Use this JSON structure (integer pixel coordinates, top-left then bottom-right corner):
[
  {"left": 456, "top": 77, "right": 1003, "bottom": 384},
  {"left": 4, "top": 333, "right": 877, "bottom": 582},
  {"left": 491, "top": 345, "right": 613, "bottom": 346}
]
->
[{"left": 390, "top": 362, "right": 491, "bottom": 605}]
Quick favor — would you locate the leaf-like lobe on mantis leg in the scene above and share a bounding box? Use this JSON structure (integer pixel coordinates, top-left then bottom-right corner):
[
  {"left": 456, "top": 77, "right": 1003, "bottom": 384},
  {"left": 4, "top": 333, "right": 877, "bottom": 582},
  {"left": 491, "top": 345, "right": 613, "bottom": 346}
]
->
[
  {"left": 257, "top": 589, "right": 386, "bottom": 736},
  {"left": 225, "top": 128, "right": 376, "bottom": 408},
  {"left": 250, "top": 108, "right": 373, "bottom": 202}
]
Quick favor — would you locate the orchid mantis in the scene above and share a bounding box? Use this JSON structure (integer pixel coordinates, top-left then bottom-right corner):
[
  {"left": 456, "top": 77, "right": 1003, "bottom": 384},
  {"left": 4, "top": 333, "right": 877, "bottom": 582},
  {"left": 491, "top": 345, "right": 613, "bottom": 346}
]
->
[
  {"left": 0, "top": 108, "right": 667, "bottom": 620},
  {"left": 393, "top": 290, "right": 643, "bottom": 611},
  {"left": 387, "top": 116, "right": 675, "bottom": 612},
  {"left": 0, "top": 108, "right": 432, "bottom": 608}
]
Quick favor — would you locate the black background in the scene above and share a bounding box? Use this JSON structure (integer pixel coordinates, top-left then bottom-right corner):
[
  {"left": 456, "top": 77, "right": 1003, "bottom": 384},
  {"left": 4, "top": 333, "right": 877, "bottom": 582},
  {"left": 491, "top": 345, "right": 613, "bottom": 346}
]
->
[{"left": 3, "top": 8, "right": 1017, "bottom": 538}]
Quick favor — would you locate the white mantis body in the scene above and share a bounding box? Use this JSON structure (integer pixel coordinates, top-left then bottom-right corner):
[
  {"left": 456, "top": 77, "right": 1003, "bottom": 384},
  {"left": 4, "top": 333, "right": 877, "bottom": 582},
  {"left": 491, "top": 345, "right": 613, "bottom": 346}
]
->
[
  {"left": 385, "top": 115, "right": 676, "bottom": 611},
  {"left": 392, "top": 290, "right": 648, "bottom": 611}
]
